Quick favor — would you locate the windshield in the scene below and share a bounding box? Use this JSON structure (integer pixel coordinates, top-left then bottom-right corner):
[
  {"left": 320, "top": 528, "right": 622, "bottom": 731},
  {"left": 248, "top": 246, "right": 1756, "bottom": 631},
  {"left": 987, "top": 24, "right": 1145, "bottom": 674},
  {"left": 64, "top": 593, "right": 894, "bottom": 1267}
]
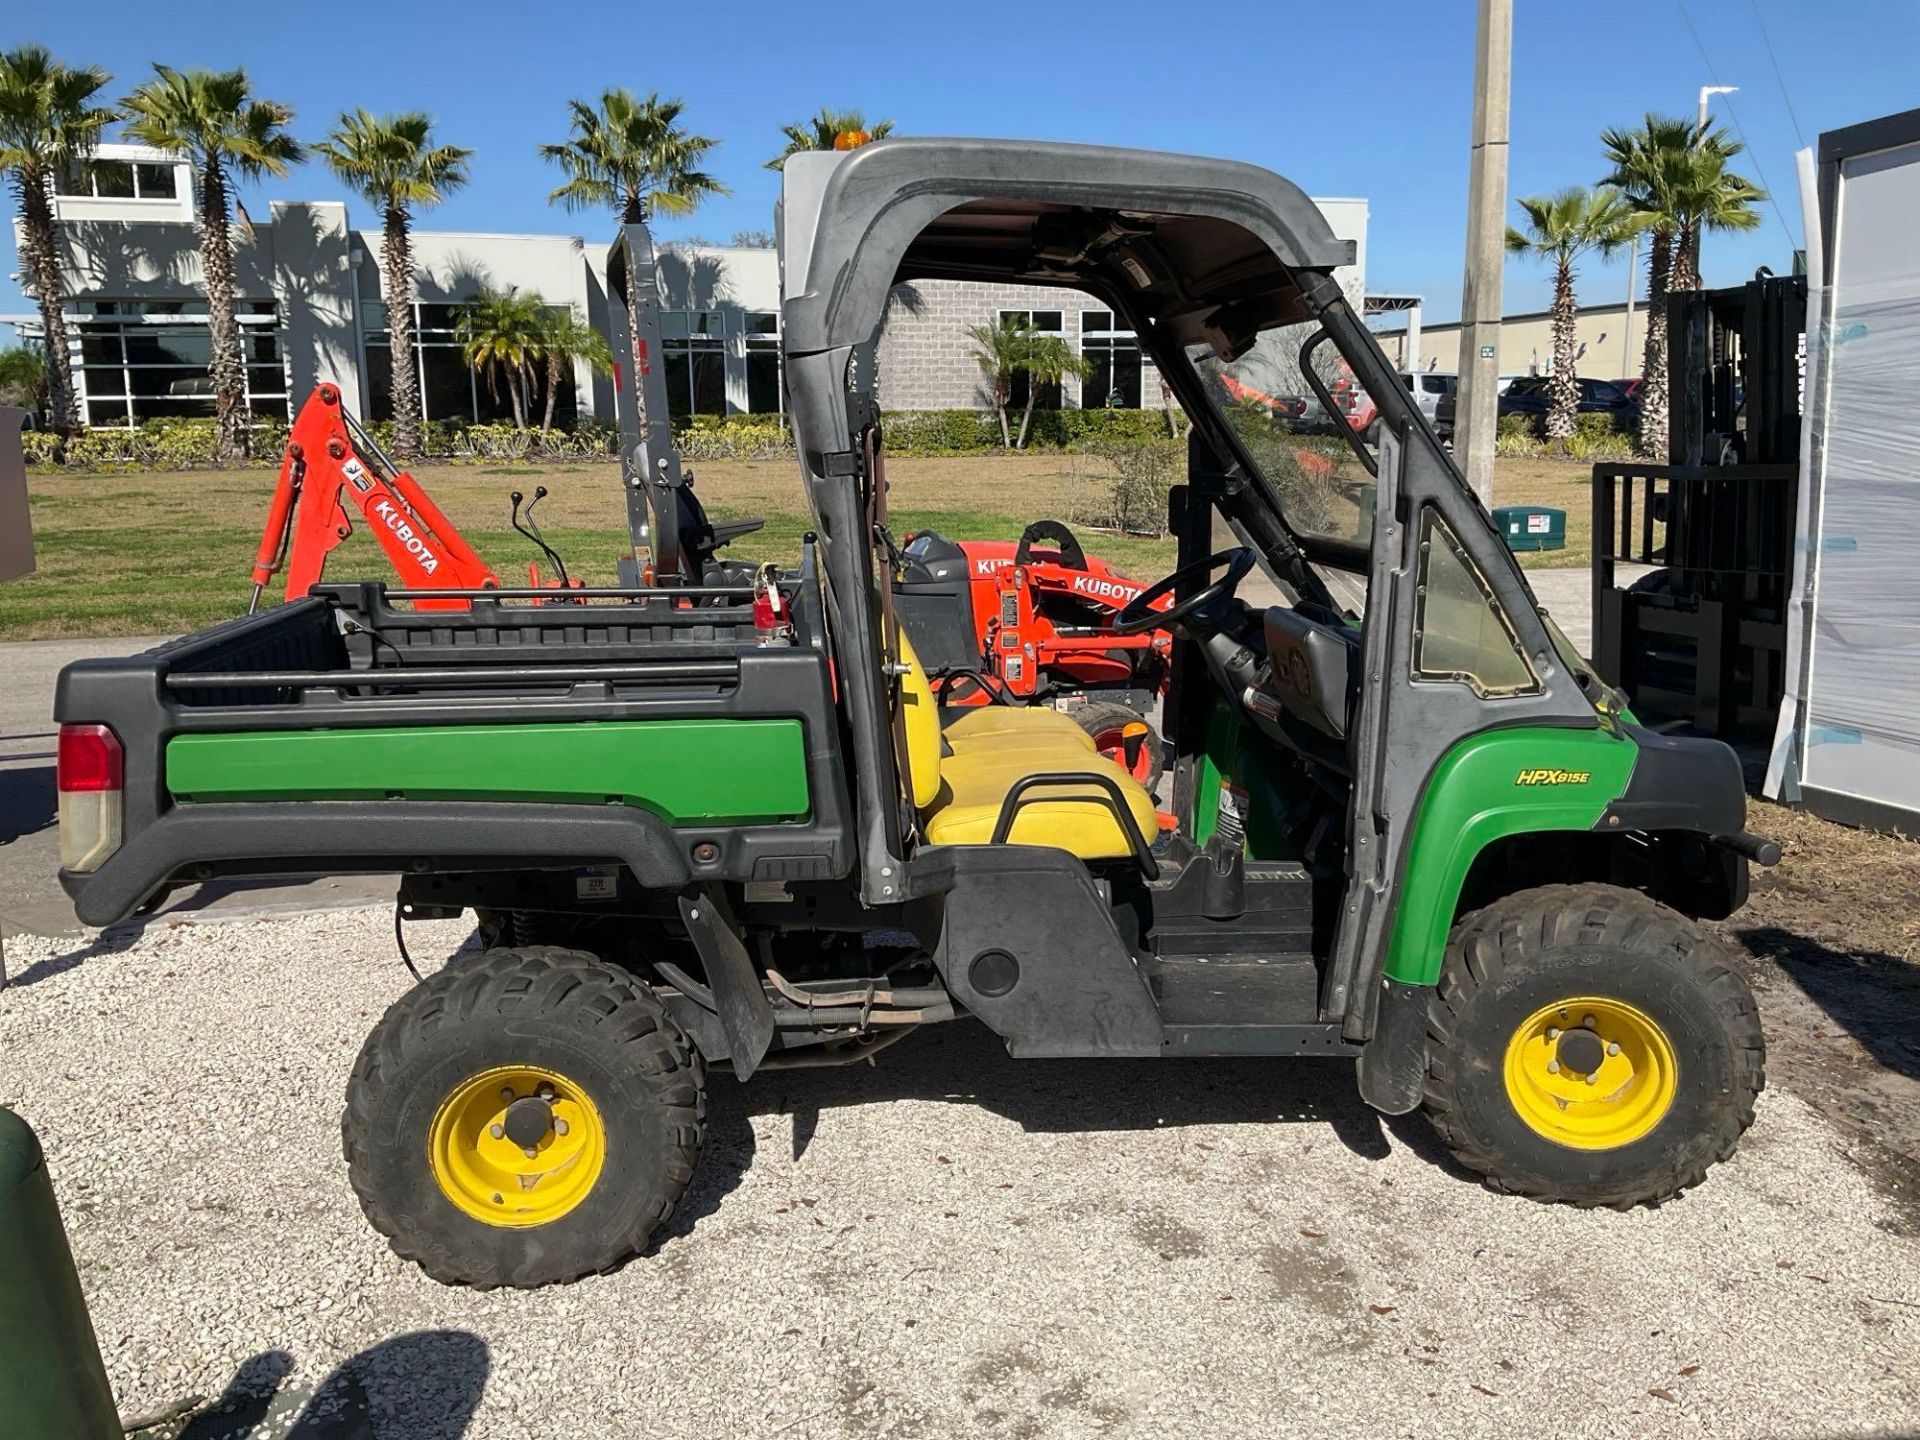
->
[{"left": 1184, "top": 326, "right": 1378, "bottom": 553}]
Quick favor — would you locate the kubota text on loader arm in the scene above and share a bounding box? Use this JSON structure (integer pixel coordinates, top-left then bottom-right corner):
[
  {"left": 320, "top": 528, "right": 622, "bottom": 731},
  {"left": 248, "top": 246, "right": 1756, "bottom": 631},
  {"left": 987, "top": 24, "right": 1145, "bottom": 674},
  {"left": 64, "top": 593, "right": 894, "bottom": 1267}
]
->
[{"left": 248, "top": 384, "right": 503, "bottom": 612}]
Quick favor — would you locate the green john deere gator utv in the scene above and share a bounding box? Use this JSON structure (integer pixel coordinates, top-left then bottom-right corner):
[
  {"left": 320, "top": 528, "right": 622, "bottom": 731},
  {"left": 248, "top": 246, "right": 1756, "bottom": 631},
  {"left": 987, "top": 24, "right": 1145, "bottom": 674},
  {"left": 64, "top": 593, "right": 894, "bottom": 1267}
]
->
[{"left": 54, "top": 139, "right": 1771, "bottom": 1287}]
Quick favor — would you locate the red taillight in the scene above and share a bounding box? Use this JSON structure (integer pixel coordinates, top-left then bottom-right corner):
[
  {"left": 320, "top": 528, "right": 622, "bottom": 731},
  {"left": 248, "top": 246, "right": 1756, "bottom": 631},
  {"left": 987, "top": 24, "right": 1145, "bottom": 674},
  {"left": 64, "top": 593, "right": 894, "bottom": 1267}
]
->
[{"left": 58, "top": 724, "right": 124, "bottom": 793}]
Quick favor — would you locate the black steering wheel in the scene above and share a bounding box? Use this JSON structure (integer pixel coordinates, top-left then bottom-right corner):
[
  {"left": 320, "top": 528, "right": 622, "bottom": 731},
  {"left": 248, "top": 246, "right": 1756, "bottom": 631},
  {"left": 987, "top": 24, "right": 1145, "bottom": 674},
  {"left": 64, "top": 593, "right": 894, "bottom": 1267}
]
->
[{"left": 1114, "top": 547, "right": 1258, "bottom": 635}]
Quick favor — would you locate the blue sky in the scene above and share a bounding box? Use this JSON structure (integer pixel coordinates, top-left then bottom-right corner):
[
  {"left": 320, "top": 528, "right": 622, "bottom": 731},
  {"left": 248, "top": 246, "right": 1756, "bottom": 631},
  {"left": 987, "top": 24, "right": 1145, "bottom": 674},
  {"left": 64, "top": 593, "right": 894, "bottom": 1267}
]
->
[{"left": 6, "top": 0, "right": 1918, "bottom": 332}]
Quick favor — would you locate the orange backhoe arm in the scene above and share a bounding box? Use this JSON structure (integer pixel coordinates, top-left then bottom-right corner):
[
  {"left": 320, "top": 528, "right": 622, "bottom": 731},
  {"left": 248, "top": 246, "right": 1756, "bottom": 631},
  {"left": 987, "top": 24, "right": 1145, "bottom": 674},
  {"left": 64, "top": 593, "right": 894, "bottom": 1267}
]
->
[{"left": 249, "top": 385, "right": 500, "bottom": 612}]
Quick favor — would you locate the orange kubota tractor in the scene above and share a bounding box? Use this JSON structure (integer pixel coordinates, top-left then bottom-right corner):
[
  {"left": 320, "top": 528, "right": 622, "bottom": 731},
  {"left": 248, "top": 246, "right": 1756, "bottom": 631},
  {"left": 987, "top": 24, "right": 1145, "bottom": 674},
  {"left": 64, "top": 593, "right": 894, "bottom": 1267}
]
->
[{"left": 892, "top": 520, "right": 1174, "bottom": 787}]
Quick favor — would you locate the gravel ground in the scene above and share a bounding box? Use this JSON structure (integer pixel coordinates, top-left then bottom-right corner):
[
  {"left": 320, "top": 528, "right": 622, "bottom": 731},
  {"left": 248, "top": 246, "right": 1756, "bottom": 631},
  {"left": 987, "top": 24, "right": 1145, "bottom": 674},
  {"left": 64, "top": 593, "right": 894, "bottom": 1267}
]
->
[{"left": 2, "top": 908, "right": 1917, "bottom": 1440}]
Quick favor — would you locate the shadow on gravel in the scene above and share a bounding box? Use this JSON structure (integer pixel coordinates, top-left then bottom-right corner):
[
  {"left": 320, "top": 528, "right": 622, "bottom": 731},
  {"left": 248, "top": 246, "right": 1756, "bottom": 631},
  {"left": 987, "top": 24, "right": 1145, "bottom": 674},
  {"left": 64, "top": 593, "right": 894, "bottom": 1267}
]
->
[
  {"left": 159, "top": 1330, "right": 489, "bottom": 1439},
  {"left": 0, "top": 926, "right": 140, "bottom": 990},
  {"left": 1737, "top": 924, "right": 1920, "bottom": 1082},
  {"left": 0, "top": 763, "right": 53, "bottom": 846},
  {"left": 664, "top": 1018, "right": 1464, "bottom": 1245}
]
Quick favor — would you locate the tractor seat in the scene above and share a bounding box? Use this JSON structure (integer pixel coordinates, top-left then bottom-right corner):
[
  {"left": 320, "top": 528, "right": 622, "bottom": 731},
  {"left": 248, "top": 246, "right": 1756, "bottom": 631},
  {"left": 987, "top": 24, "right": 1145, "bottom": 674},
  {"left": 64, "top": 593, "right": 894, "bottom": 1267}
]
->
[{"left": 895, "top": 632, "right": 1156, "bottom": 861}]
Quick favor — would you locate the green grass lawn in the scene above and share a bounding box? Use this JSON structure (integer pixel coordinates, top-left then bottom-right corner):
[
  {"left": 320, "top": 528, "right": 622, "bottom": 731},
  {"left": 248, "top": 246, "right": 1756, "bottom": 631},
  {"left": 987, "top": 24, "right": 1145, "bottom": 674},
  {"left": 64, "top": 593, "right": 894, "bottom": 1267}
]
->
[{"left": 1, "top": 452, "right": 1604, "bottom": 642}]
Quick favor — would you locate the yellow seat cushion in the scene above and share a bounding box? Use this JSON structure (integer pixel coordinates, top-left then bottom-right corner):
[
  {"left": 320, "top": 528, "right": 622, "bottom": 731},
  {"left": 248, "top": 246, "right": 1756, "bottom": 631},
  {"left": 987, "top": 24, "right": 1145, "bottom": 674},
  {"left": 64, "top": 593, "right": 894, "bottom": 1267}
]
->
[
  {"left": 894, "top": 625, "right": 1153, "bottom": 862},
  {"left": 922, "top": 744, "right": 1157, "bottom": 859},
  {"left": 943, "top": 704, "right": 1097, "bottom": 755}
]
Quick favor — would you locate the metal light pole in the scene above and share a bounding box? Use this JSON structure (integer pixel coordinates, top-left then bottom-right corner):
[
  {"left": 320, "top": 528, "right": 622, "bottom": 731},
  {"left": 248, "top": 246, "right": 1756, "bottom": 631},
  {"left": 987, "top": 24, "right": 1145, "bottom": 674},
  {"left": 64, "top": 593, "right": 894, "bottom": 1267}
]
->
[
  {"left": 1698, "top": 84, "right": 1738, "bottom": 134},
  {"left": 1452, "top": 0, "right": 1512, "bottom": 508}
]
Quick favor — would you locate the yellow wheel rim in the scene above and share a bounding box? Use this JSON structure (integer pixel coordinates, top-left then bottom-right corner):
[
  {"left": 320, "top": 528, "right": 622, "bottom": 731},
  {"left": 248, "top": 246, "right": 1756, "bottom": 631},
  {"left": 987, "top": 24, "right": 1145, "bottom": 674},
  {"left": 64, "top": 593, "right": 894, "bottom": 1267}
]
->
[
  {"left": 1501, "top": 996, "right": 1678, "bottom": 1150},
  {"left": 428, "top": 1065, "right": 606, "bottom": 1227}
]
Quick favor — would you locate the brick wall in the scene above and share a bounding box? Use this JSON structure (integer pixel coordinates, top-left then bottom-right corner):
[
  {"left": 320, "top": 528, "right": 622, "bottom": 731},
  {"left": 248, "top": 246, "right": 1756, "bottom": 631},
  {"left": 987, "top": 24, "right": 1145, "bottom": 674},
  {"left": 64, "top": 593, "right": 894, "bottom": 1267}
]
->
[{"left": 873, "top": 279, "right": 1163, "bottom": 411}]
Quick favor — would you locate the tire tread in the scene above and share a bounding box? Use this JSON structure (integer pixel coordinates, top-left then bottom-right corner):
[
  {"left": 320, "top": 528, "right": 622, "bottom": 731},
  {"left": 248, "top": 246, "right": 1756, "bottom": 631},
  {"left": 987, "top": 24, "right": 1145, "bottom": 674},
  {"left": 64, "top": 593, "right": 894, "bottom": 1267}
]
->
[
  {"left": 1422, "top": 883, "right": 1765, "bottom": 1209},
  {"left": 341, "top": 945, "right": 705, "bottom": 1288}
]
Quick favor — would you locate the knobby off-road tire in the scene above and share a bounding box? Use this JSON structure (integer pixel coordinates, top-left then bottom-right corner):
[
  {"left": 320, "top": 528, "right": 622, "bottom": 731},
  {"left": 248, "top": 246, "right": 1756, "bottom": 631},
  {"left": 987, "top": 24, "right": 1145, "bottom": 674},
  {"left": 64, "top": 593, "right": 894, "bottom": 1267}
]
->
[
  {"left": 343, "top": 945, "right": 705, "bottom": 1287},
  {"left": 1422, "top": 883, "right": 1764, "bottom": 1209}
]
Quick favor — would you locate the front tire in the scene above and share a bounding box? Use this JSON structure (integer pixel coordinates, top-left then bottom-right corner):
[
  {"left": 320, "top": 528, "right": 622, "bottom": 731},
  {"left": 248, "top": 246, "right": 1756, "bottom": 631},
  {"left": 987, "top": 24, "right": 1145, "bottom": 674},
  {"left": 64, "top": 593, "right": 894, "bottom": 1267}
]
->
[
  {"left": 343, "top": 945, "right": 705, "bottom": 1287},
  {"left": 1422, "top": 884, "right": 1764, "bottom": 1208}
]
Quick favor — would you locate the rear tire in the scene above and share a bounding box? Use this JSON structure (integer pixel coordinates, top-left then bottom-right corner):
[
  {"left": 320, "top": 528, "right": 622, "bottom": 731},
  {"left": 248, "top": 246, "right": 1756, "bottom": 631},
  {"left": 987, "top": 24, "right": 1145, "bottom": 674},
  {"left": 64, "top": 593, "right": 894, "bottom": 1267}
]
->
[
  {"left": 1422, "top": 884, "right": 1763, "bottom": 1209},
  {"left": 343, "top": 945, "right": 705, "bottom": 1287},
  {"left": 1072, "top": 699, "right": 1165, "bottom": 792}
]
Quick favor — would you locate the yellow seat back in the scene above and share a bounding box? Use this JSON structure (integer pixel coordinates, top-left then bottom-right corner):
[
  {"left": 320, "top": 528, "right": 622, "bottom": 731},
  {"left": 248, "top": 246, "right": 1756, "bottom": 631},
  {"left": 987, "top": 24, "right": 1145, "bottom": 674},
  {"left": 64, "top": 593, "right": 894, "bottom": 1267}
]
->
[{"left": 894, "top": 627, "right": 944, "bottom": 809}]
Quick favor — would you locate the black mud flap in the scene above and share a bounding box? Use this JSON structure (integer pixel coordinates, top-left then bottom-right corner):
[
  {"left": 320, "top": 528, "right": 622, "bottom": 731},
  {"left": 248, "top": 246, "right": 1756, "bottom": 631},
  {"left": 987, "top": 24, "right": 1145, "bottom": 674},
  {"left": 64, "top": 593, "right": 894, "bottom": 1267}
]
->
[
  {"left": 678, "top": 888, "right": 774, "bottom": 1080},
  {"left": 1355, "top": 978, "right": 1431, "bottom": 1116}
]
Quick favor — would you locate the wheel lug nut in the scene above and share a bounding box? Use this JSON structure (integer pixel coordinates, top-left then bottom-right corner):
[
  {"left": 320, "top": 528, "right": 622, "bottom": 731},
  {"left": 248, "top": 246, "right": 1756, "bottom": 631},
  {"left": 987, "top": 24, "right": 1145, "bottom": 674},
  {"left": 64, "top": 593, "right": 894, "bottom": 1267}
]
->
[
  {"left": 554, "top": 1118, "right": 570, "bottom": 1136},
  {"left": 1607, "top": 1042, "right": 1621, "bottom": 1056},
  {"left": 489, "top": 1123, "right": 505, "bottom": 1140},
  {"left": 522, "top": 1146, "right": 538, "bottom": 1159},
  {"left": 500, "top": 1087, "right": 515, "bottom": 1102},
  {"left": 538, "top": 1084, "right": 556, "bottom": 1100},
  {"left": 1547, "top": 1060, "right": 1561, "bottom": 1074},
  {"left": 1583, "top": 1015, "right": 1596, "bottom": 1028},
  {"left": 1546, "top": 1027, "right": 1560, "bottom": 1040},
  {"left": 1585, "top": 1072, "right": 1598, "bottom": 1085}
]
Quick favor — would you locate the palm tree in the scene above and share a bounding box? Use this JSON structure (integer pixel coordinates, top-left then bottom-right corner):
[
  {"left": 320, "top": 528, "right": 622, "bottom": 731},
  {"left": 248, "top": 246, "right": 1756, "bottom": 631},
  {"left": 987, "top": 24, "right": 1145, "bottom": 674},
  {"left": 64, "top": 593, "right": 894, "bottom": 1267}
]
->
[
  {"left": 765, "top": 108, "right": 893, "bottom": 170},
  {"left": 1601, "top": 116, "right": 1761, "bottom": 458},
  {"left": 542, "top": 89, "right": 724, "bottom": 436},
  {"left": 542, "top": 90, "right": 724, "bottom": 225},
  {"left": 0, "top": 343, "right": 47, "bottom": 415},
  {"left": 315, "top": 111, "right": 470, "bottom": 462},
  {"left": 534, "top": 305, "right": 613, "bottom": 433},
  {"left": 122, "top": 65, "right": 301, "bottom": 462},
  {"left": 1504, "top": 186, "right": 1637, "bottom": 444},
  {"left": 966, "top": 315, "right": 1092, "bottom": 449},
  {"left": 1668, "top": 143, "right": 1765, "bottom": 293},
  {"left": 0, "top": 47, "right": 116, "bottom": 434},
  {"left": 1014, "top": 335, "right": 1091, "bottom": 449},
  {"left": 968, "top": 315, "right": 1029, "bottom": 448},
  {"left": 456, "top": 287, "right": 545, "bottom": 430}
]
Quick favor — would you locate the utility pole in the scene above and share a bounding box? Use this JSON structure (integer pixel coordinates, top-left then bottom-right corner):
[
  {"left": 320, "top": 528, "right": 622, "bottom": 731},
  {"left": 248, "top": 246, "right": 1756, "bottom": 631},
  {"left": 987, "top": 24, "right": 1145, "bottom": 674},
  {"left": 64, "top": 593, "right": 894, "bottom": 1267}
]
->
[{"left": 1452, "top": 0, "right": 1512, "bottom": 509}]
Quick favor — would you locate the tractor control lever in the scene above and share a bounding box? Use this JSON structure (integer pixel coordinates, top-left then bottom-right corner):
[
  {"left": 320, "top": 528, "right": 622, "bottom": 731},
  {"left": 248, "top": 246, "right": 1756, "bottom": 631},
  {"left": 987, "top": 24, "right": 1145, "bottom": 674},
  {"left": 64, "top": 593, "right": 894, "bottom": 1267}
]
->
[{"left": 511, "top": 487, "right": 572, "bottom": 588}]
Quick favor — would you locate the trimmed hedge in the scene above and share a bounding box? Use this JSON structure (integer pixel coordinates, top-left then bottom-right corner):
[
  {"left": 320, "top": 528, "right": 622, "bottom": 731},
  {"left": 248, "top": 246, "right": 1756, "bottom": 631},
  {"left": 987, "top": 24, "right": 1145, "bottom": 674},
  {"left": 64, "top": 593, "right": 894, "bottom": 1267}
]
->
[{"left": 22, "top": 406, "right": 1185, "bottom": 470}]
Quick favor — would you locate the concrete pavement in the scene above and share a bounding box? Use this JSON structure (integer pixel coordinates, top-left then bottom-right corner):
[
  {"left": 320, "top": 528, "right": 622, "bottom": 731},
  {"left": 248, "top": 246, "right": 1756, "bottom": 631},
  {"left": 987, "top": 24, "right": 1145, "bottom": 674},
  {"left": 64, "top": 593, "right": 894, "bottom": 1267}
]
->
[{"left": 0, "top": 635, "right": 394, "bottom": 940}]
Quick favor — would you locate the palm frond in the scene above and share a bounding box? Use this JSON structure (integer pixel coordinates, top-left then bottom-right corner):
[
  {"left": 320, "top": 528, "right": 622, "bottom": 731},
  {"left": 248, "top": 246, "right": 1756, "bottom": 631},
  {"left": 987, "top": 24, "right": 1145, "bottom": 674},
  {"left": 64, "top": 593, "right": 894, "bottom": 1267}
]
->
[{"left": 0, "top": 45, "right": 117, "bottom": 175}]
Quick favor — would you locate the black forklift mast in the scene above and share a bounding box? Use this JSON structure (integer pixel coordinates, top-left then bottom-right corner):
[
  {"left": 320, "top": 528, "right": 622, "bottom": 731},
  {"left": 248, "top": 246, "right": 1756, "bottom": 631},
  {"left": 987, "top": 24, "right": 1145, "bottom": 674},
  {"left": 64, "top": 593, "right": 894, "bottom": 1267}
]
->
[{"left": 1591, "top": 272, "right": 1808, "bottom": 737}]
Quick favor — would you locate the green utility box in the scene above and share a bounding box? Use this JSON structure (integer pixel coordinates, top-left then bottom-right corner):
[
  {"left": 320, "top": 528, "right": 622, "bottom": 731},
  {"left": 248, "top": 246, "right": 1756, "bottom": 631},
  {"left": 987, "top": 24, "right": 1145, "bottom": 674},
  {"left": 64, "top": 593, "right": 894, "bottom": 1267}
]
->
[{"left": 1492, "top": 504, "right": 1566, "bottom": 552}]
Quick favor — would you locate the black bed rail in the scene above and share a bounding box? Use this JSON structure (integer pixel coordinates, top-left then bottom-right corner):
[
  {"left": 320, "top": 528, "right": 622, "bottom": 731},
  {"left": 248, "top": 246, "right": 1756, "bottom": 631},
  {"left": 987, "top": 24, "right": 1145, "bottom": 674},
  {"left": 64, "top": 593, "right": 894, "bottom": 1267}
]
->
[{"left": 163, "top": 659, "right": 741, "bottom": 692}]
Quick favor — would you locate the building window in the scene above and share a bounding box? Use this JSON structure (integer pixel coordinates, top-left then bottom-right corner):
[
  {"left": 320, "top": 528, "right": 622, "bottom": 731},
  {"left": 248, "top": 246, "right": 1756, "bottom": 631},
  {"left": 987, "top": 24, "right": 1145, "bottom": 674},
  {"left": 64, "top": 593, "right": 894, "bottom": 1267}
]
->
[
  {"left": 1081, "top": 310, "right": 1142, "bottom": 408},
  {"left": 746, "top": 311, "right": 781, "bottom": 414},
  {"left": 361, "top": 299, "right": 575, "bottom": 427},
  {"left": 73, "top": 300, "right": 286, "bottom": 427},
  {"left": 56, "top": 159, "right": 179, "bottom": 201},
  {"left": 662, "top": 310, "right": 727, "bottom": 417},
  {"left": 998, "top": 310, "right": 1064, "bottom": 411}
]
